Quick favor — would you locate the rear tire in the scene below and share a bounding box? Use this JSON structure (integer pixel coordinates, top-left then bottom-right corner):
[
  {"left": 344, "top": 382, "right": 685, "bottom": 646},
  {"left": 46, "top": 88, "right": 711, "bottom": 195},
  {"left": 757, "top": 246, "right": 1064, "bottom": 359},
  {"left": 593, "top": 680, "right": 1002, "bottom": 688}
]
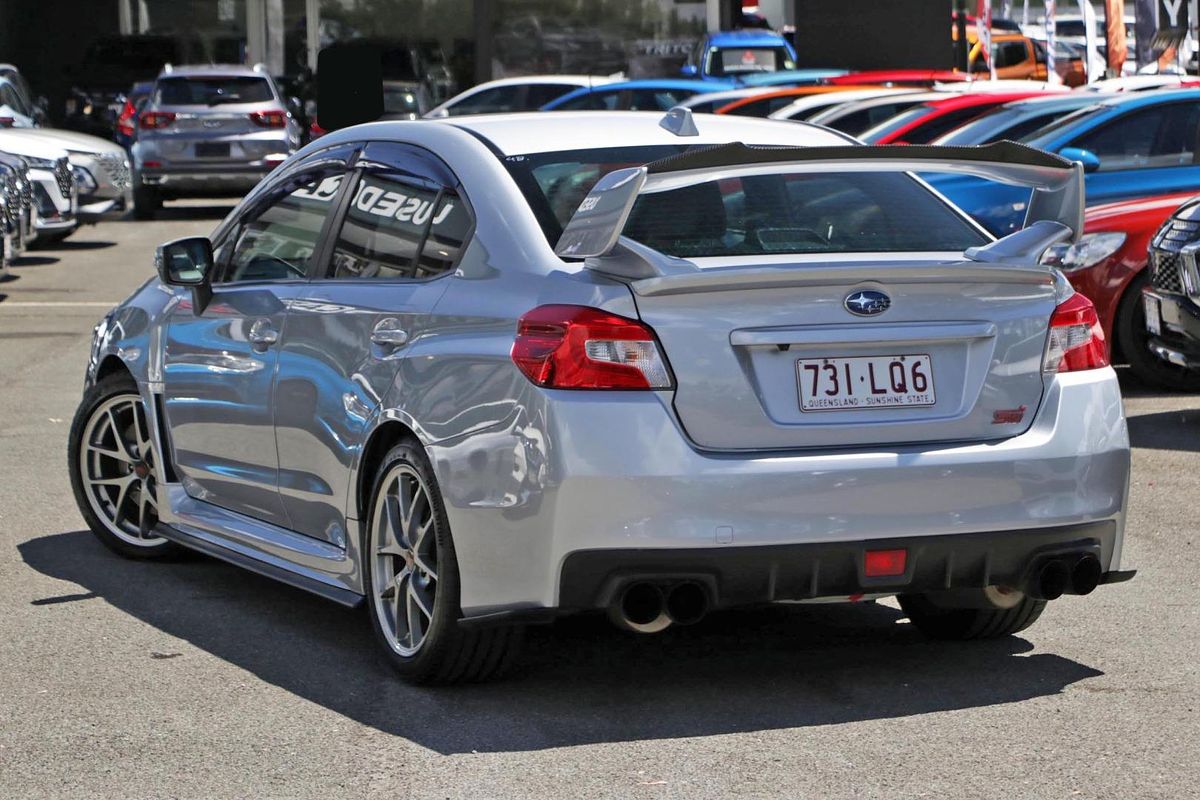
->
[
  {"left": 898, "top": 592, "right": 1046, "bottom": 640},
  {"left": 1117, "top": 272, "right": 1200, "bottom": 391},
  {"left": 132, "top": 186, "right": 161, "bottom": 220},
  {"left": 363, "top": 440, "right": 522, "bottom": 684}
]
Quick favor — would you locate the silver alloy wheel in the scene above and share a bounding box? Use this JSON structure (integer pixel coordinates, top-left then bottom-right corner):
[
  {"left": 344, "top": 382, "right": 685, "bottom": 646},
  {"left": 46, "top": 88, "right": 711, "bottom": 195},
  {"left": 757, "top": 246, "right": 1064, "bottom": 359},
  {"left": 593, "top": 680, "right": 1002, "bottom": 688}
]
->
[
  {"left": 370, "top": 463, "right": 439, "bottom": 657},
  {"left": 79, "top": 393, "right": 166, "bottom": 547}
]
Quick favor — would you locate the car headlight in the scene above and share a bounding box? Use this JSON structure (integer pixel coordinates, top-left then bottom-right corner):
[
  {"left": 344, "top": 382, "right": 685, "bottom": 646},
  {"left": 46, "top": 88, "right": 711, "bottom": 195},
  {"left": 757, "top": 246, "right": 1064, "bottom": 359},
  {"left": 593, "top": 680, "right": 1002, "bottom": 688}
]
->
[
  {"left": 1040, "top": 232, "right": 1127, "bottom": 272},
  {"left": 71, "top": 165, "right": 98, "bottom": 193},
  {"left": 23, "top": 155, "right": 54, "bottom": 169}
]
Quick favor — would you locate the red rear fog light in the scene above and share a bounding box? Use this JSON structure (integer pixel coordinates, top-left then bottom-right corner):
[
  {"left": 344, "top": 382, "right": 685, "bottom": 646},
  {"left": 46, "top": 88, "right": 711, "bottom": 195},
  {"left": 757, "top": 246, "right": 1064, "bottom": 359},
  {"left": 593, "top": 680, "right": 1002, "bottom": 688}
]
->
[{"left": 864, "top": 549, "right": 907, "bottom": 578}]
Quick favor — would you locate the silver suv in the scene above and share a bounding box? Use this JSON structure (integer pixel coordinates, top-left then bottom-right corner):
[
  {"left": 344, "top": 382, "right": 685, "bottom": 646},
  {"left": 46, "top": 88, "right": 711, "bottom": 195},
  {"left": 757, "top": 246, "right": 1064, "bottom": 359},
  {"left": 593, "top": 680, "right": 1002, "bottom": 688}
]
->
[{"left": 131, "top": 64, "right": 300, "bottom": 219}]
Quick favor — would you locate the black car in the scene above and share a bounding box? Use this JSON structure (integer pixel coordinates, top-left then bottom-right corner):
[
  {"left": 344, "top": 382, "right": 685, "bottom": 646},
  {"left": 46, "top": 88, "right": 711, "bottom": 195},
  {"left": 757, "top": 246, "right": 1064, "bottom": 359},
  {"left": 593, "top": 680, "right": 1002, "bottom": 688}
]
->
[{"left": 1143, "top": 197, "right": 1200, "bottom": 377}]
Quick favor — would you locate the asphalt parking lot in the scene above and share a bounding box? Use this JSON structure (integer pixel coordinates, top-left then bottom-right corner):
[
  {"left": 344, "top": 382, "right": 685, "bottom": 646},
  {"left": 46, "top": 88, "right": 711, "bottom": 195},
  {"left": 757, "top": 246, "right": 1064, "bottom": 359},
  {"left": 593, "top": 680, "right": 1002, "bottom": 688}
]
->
[{"left": 1, "top": 206, "right": 1198, "bottom": 799}]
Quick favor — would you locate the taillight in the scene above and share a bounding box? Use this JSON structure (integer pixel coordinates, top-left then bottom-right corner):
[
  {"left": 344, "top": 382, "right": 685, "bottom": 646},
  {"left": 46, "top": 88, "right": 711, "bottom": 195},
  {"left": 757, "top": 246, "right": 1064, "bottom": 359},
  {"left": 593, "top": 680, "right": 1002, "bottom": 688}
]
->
[
  {"left": 1043, "top": 291, "right": 1109, "bottom": 373},
  {"left": 511, "top": 305, "right": 672, "bottom": 390},
  {"left": 139, "top": 111, "right": 176, "bottom": 129},
  {"left": 249, "top": 110, "right": 286, "bottom": 128},
  {"left": 117, "top": 100, "right": 136, "bottom": 137},
  {"left": 309, "top": 119, "right": 326, "bottom": 138}
]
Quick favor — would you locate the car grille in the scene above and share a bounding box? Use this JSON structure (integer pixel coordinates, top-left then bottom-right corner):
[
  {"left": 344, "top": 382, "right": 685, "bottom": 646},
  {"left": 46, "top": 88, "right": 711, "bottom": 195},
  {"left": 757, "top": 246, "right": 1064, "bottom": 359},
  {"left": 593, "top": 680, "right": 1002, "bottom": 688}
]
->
[
  {"left": 95, "top": 151, "right": 131, "bottom": 191},
  {"left": 1151, "top": 250, "right": 1184, "bottom": 294},
  {"left": 1150, "top": 217, "right": 1200, "bottom": 294},
  {"left": 53, "top": 157, "right": 73, "bottom": 197}
]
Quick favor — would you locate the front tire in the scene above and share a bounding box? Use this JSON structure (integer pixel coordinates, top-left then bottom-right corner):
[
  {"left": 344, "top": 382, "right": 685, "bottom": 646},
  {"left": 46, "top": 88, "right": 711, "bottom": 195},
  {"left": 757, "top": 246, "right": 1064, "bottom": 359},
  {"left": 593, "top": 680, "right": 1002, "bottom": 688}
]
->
[
  {"left": 363, "top": 440, "right": 522, "bottom": 684},
  {"left": 68, "top": 373, "right": 178, "bottom": 559},
  {"left": 899, "top": 592, "right": 1046, "bottom": 640},
  {"left": 1117, "top": 272, "right": 1200, "bottom": 391},
  {"left": 132, "top": 186, "right": 161, "bottom": 220}
]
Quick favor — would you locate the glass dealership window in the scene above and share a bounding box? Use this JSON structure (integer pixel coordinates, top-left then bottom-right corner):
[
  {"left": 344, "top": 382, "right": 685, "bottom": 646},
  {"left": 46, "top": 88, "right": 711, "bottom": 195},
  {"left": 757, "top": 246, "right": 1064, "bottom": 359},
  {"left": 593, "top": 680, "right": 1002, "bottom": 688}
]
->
[{"left": 491, "top": 0, "right": 706, "bottom": 78}]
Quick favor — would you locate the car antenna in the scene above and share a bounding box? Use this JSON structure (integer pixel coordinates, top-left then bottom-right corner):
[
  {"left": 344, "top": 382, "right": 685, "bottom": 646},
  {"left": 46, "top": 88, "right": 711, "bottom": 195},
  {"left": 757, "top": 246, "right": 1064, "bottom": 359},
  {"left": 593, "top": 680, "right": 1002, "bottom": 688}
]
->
[{"left": 660, "top": 106, "right": 699, "bottom": 137}]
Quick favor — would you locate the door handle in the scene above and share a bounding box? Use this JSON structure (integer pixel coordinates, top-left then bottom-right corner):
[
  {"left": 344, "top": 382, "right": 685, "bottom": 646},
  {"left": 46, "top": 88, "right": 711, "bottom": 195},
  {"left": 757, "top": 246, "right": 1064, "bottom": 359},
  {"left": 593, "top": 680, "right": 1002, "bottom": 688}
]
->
[
  {"left": 371, "top": 318, "right": 410, "bottom": 349},
  {"left": 247, "top": 318, "right": 279, "bottom": 349}
]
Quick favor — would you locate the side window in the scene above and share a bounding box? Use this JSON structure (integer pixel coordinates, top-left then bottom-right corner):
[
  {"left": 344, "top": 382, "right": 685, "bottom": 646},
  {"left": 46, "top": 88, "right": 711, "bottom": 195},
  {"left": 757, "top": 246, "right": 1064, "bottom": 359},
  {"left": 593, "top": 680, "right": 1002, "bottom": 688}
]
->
[
  {"left": 328, "top": 172, "right": 441, "bottom": 280},
  {"left": 525, "top": 83, "right": 577, "bottom": 109},
  {"left": 448, "top": 85, "right": 522, "bottom": 115},
  {"left": 1071, "top": 105, "right": 1200, "bottom": 171},
  {"left": 906, "top": 107, "right": 990, "bottom": 145},
  {"left": 416, "top": 192, "right": 472, "bottom": 277},
  {"left": 223, "top": 172, "right": 344, "bottom": 283},
  {"left": 994, "top": 41, "right": 1030, "bottom": 69}
]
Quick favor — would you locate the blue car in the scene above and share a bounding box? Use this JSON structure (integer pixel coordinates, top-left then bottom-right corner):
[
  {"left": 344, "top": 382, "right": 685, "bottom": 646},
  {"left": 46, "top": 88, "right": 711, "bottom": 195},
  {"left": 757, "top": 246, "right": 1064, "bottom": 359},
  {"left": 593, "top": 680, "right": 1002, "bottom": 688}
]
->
[
  {"left": 929, "top": 89, "right": 1200, "bottom": 235},
  {"left": 541, "top": 79, "right": 736, "bottom": 111},
  {"left": 931, "top": 93, "right": 1117, "bottom": 147},
  {"left": 681, "top": 29, "right": 797, "bottom": 81}
]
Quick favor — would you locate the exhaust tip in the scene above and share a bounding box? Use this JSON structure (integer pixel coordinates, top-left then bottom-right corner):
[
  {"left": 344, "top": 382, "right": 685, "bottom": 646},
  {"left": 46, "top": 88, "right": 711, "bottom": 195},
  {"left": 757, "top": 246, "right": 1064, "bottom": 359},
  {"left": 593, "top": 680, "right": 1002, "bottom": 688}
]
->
[
  {"left": 1036, "top": 559, "right": 1070, "bottom": 601},
  {"left": 1071, "top": 554, "right": 1102, "bottom": 596},
  {"left": 610, "top": 582, "right": 671, "bottom": 634},
  {"left": 665, "top": 581, "right": 709, "bottom": 626}
]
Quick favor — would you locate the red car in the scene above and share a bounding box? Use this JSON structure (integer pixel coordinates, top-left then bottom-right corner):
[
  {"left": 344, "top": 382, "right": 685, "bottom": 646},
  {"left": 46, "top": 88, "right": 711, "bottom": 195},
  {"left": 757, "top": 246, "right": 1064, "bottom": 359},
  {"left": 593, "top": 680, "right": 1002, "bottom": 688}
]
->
[
  {"left": 862, "top": 91, "right": 1053, "bottom": 145},
  {"left": 824, "top": 70, "right": 969, "bottom": 87},
  {"left": 1042, "top": 191, "right": 1198, "bottom": 388}
]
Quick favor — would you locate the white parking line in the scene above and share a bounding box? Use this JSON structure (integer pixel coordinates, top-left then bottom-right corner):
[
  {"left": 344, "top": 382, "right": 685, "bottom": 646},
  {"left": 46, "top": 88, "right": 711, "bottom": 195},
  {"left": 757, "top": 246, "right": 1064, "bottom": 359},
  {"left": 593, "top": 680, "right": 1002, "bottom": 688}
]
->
[{"left": 0, "top": 302, "right": 119, "bottom": 308}]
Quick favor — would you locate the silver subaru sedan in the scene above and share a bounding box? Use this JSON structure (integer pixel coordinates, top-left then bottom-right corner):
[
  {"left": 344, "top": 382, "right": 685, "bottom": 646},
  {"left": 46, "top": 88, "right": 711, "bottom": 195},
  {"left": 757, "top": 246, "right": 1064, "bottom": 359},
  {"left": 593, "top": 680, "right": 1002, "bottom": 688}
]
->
[{"left": 69, "top": 111, "right": 1133, "bottom": 684}]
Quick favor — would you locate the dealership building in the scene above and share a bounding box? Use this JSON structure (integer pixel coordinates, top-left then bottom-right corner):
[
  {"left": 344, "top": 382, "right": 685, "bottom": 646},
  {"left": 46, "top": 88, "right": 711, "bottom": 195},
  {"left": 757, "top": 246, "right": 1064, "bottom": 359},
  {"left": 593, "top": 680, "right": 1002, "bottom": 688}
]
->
[{"left": 1, "top": 0, "right": 795, "bottom": 113}]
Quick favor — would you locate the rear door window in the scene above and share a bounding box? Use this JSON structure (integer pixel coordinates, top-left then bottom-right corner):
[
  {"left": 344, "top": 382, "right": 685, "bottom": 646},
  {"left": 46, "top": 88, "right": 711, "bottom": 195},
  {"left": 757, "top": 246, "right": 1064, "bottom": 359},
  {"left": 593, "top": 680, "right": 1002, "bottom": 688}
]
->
[{"left": 329, "top": 174, "right": 441, "bottom": 279}]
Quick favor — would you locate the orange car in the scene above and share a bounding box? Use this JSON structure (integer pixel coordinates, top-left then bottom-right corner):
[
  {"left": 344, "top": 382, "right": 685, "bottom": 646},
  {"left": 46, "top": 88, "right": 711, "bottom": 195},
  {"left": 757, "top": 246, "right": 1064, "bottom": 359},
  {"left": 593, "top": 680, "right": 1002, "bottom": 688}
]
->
[
  {"left": 969, "top": 33, "right": 1086, "bottom": 86},
  {"left": 715, "top": 84, "right": 885, "bottom": 117}
]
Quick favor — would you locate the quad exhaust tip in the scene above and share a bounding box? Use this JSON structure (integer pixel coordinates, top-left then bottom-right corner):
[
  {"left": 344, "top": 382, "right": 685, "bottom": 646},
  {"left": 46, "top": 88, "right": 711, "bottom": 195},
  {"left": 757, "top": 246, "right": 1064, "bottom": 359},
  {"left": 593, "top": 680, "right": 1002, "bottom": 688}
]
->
[{"left": 609, "top": 580, "right": 711, "bottom": 633}]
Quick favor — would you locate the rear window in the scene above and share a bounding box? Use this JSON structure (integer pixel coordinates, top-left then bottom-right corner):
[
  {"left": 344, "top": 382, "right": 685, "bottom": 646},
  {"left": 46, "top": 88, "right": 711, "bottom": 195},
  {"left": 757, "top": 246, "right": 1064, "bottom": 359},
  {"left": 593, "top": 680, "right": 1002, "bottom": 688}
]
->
[
  {"left": 504, "top": 146, "right": 987, "bottom": 256},
  {"left": 155, "top": 76, "right": 274, "bottom": 106},
  {"left": 708, "top": 47, "right": 794, "bottom": 77}
]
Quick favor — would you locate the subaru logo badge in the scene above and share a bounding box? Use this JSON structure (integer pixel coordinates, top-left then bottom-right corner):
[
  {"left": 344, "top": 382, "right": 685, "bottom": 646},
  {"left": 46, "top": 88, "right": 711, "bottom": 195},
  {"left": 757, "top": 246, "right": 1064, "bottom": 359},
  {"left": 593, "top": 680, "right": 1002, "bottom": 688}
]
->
[{"left": 844, "top": 290, "right": 891, "bottom": 317}]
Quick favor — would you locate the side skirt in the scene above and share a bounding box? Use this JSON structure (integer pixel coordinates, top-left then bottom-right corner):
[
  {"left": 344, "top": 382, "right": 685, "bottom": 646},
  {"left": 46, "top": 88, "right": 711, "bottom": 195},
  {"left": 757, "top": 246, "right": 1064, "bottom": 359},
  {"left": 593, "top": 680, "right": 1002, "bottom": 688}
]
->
[
  {"left": 157, "top": 484, "right": 365, "bottom": 607},
  {"left": 158, "top": 522, "right": 364, "bottom": 607}
]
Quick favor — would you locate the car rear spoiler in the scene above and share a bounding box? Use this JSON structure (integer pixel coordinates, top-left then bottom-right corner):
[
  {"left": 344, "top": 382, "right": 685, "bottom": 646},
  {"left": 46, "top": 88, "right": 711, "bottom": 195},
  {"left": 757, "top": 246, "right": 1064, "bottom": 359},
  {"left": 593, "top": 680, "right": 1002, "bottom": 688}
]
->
[{"left": 553, "top": 141, "right": 1084, "bottom": 279}]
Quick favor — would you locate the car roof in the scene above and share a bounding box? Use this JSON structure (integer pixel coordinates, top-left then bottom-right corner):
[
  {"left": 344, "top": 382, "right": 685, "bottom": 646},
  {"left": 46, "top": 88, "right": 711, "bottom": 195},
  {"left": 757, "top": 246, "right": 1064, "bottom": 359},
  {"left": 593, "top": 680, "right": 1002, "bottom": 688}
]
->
[
  {"left": 999, "top": 92, "right": 1116, "bottom": 114},
  {"left": 705, "top": 30, "right": 790, "bottom": 47},
  {"left": 441, "top": 111, "right": 850, "bottom": 156},
  {"left": 738, "top": 68, "right": 848, "bottom": 87},
  {"left": 459, "top": 75, "right": 619, "bottom": 90},
  {"left": 156, "top": 64, "right": 271, "bottom": 78},
  {"left": 578, "top": 78, "right": 735, "bottom": 92}
]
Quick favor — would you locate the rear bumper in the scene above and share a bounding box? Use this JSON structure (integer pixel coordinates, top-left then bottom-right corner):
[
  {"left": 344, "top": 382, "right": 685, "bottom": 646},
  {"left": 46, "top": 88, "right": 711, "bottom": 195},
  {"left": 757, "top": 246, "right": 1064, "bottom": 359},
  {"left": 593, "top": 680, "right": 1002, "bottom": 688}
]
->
[
  {"left": 559, "top": 521, "right": 1125, "bottom": 611},
  {"left": 432, "top": 368, "right": 1131, "bottom": 618},
  {"left": 139, "top": 165, "right": 274, "bottom": 194},
  {"left": 1144, "top": 289, "right": 1200, "bottom": 369}
]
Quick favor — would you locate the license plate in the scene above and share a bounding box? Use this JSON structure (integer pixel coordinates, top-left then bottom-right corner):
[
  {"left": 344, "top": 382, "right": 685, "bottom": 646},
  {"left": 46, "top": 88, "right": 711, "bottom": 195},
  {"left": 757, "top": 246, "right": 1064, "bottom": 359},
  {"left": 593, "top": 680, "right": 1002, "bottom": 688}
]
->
[
  {"left": 1144, "top": 294, "right": 1162, "bottom": 336},
  {"left": 797, "top": 354, "right": 935, "bottom": 411},
  {"left": 195, "top": 142, "right": 231, "bottom": 158}
]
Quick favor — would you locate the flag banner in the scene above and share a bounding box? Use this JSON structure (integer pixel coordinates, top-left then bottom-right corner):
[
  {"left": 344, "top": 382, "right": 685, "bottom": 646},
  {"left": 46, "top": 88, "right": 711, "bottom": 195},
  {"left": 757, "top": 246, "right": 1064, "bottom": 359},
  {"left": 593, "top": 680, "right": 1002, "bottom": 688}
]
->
[{"left": 1106, "top": 0, "right": 1129, "bottom": 74}]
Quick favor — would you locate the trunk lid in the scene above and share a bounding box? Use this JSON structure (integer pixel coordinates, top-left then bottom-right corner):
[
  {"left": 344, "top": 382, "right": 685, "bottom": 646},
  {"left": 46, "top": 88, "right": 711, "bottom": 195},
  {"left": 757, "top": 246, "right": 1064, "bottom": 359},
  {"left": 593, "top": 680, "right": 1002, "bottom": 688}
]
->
[{"left": 630, "top": 254, "right": 1056, "bottom": 451}]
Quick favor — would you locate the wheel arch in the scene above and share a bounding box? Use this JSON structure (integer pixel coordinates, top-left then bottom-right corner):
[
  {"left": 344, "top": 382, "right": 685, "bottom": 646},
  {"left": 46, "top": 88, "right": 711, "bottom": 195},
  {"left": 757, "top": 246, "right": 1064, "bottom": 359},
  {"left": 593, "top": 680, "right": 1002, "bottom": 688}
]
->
[
  {"left": 354, "top": 419, "right": 422, "bottom": 522},
  {"left": 94, "top": 354, "right": 135, "bottom": 385}
]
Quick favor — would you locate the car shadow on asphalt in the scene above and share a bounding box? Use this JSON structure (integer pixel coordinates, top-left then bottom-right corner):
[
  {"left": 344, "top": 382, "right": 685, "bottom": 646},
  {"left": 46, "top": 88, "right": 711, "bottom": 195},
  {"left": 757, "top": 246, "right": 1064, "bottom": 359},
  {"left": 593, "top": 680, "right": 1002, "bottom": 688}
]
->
[
  {"left": 10, "top": 255, "right": 59, "bottom": 267},
  {"left": 21, "top": 531, "right": 1104, "bottom": 755},
  {"left": 114, "top": 205, "right": 236, "bottom": 223},
  {"left": 38, "top": 239, "right": 116, "bottom": 251},
  {"left": 1127, "top": 409, "right": 1200, "bottom": 452}
]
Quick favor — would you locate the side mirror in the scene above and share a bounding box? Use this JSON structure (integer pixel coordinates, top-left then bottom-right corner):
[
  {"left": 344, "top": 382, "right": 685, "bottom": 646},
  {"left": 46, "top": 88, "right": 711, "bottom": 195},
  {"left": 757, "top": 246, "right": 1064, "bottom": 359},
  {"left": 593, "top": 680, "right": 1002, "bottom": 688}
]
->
[
  {"left": 1059, "top": 146, "right": 1101, "bottom": 173},
  {"left": 155, "top": 236, "right": 214, "bottom": 314},
  {"left": 680, "top": 64, "right": 699, "bottom": 78}
]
